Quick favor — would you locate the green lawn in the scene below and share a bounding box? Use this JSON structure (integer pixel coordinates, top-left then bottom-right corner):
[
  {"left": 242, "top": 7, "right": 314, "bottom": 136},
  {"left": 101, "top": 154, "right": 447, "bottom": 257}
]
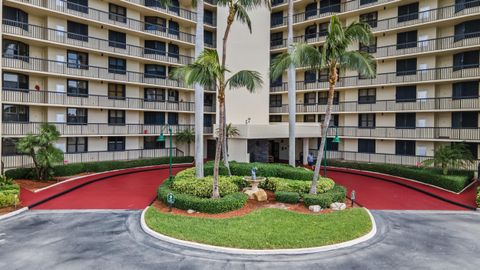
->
[{"left": 145, "top": 207, "right": 372, "bottom": 249}]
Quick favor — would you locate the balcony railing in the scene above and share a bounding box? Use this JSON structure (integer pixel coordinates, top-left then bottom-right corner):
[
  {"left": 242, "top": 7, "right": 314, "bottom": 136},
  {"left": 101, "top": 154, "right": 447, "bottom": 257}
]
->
[
  {"left": 2, "top": 88, "right": 215, "bottom": 113},
  {"left": 10, "top": 0, "right": 197, "bottom": 45},
  {"left": 269, "top": 96, "right": 480, "bottom": 113},
  {"left": 2, "top": 56, "right": 193, "bottom": 89},
  {"left": 1, "top": 148, "right": 184, "bottom": 169},
  {"left": 270, "top": 66, "right": 480, "bottom": 92},
  {"left": 2, "top": 20, "right": 194, "bottom": 66}
]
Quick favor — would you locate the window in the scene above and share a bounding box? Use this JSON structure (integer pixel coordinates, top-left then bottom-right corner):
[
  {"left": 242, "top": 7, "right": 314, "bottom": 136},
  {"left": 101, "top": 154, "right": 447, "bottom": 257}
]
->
[
  {"left": 205, "top": 93, "right": 214, "bottom": 107},
  {"left": 2, "top": 39, "right": 29, "bottom": 61},
  {"left": 108, "top": 30, "right": 126, "bottom": 49},
  {"left": 271, "top": 11, "right": 283, "bottom": 27},
  {"left": 452, "top": 81, "right": 479, "bottom": 99},
  {"left": 204, "top": 30, "right": 214, "bottom": 46},
  {"left": 145, "top": 40, "right": 166, "bottom": 55},
  {"left": 455, "top": 0, "right": 480, "bottom": 13},
  {"left": 108, "top": 110, "right": 125, "bottom": 125},
  {"left": 305, "top": 25, "right": 317, "bottom": 40},
  {"left": 67, "top": 0, "right": 88, "bottom": 13},
  {"left": 67, "top": 108, "right": 87, "bottom": 124},
  {"left": 108, "top": 84, "right": 126, "bottom": 100},
  {"left": 67, "top": 21, "right": 88, "bottom": 42},
  {"left": 269, "top": 95, "right": 282, "bottom": 107},
  {"left": 359, "top": 11, "right": 378, "bottom": 28},
  {"left": 204, "top": 114, "right": 214, "bottom": 127},
  {"left": 67, "top": 79, "right": 88, "bottom": 97},
  {"left": 108, "top": 137, "right": 125, "bottom": 151},
  {"left": 168, "top": 90, "right": 179, "bottom": 102},
  {"left": 67, "top": 50, "right": 88, "bottom": 69},
  {"left": 304, "top": 70, "right": 316, "bottom": 83},
  {"left": 67, "top": 137, "right": 88, "bottom": 153},
  {"left": 318, "top": 69, "right": 329, "bottom": 82},
  {"left": 305, "top": 3, "right": 317, "bottom": 19},
  {"left": 109, "top": 4, "right": 127, "bottom": 23},
  {"left": 168, "top": 113, "right": 178, "bottom": 125},
  {"left": 145, "top": 17, "right": 167, "bottom": 31},
  {"left": 318, "top": 22, "right": 329, "bottom": 36},
  {"left": 169, "top": 0, "right": 180, "bottom": 15},
  {"left": 454, "top": 20, "right": 480, "bottom": 42},
  {"left": 358, "top": 88, "right": 376, "bottom": 104},
  {"left": 454, "top": 142, "right": 478, "bottom": 158},
  {"left": 3, "top": 72, "right": 28, "bottom": 90},
  {"left": 360, "top": 0, "right": 378, "bottom": 5},
  {"left": 358, "top": 139, "right": 375, "bottom": 153},
  {"left": 358, "top": 113, "right": 375, "bottom": 128},
  {"left": 271, "top": 32, "right": 283, "bottom": 47},
  {"left": 396, "top": 58, "right": 417, "bottom": 76},
  {"left": 318, "top": 91, "right": 339, "bottom": 105},
  {"left": 320, "top": 0, "right": 340, "bottom": 14},
  {"left": 318, "top": 114, "right": 339, "bottom": 127},
  {"left": 304, "top": 92, "right": 316, "bottom": 104},
  {"left": 144, "top": 88, "right": 165, "bottom": 101},
  {"left": 396, "top": 113, "right": 416, "bottom": 128},
  {"left": 144, "top": 112, "right": 165, "bottom": 125},
  {"left": 204, "top": 9, "right": 214, "bottom": 25},
  {"left": 359, "top": 37, "right": 377, "bottom": 53},
  {"left": 453, "top": 51, "right": 479, "bottom": 71},
  {"left": 2, "top": 138, "right": 20, "bottom": 156},
  {"left": 145, "top": 64, "right": 166, "bottom": 78},
  {"left": 144, "top": 136, "right": 165, "bottom": 149},
  {"left": 398, "top": 2, "right": 419, "bottom": 23},
  {"left": 325, "top": 137, "right": 339, "bottom": 151},
  {"left": 3, "top": 6, "right": 28, "bottom": 30},
  {"left": 396, "top": 85, "right": 416, "bottom": 102},
  {"left": 108, "top": 57, "right": 127, "bottom": 74},
  {"left": 397, "top": 30, "right": 417, "bottom": 49},
  {"left": 452, "top": 112, "right": 478, "bottom": 128},
  {"left": 396, "top": 140, "right": 415, "bottom": 156},
  {"left": 271, "top": 75, "right": 283, "bottom": 87},
  {"left": 168, "top": 20, "right": 179, "bottom": 36},
  {"left": 2, "top": 104, "right": 28, "bottom": 122},
  {"left": 304, "top": 115, "right": 316, "bottom": 122},
  {"left": 168, "top": 43, "right": 179, "bottom": 59},
  {"left": 269, "top": 115, "right": 282, "bottom": 122}
]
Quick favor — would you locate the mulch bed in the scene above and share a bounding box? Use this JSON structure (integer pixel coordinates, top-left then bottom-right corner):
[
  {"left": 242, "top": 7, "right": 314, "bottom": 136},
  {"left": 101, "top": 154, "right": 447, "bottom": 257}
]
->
[
  {"left": 0, "top": 205, "right": 23, "bottom": 216},
  {"left": 14, "top": 172, "right": 95, "bottom": 192},
  {"left": 152, "top": 191, "right": 356, "bottom": 219}
]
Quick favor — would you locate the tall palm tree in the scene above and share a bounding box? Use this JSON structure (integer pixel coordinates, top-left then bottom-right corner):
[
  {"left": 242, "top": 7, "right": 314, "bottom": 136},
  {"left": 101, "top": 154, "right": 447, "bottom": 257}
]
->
[
  {"left": 172, "top": 49, "right": 262, "bottom": 198},
  {"left": 176, "top": 129, "right": 195, "bottom": 156},
  {"left": 286, "top": 0, "right": 296, "bottom": 167},
  {"left": 271, "top": 15, "right": 376, "bottom": 194}
]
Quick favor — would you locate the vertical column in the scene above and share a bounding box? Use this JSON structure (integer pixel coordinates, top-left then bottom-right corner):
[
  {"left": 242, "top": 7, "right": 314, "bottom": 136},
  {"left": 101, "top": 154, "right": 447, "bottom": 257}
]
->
[{"left": 302, "top": 137, "right": 309, "bottom": 165}]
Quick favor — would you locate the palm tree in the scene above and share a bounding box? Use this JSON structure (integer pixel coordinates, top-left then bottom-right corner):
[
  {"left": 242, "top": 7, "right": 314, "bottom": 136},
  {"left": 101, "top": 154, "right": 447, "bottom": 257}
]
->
[
  {"left": 176, "top": 129, "right": 195, "bottom": 156},
  {"left": 172, "top": 49, "right": 262, "bottom": 198},
  {"left": 286, "top": 0, "right": 296, "bottom": 167},
  {"left": 422, "top": 143, "right": 474, "bottom": 175},
  {"left": 225, "top": 123, "right": 240, "bottom": 157},
  {"left": 271, "top": 15, "right": 376, "bottom": 194}
]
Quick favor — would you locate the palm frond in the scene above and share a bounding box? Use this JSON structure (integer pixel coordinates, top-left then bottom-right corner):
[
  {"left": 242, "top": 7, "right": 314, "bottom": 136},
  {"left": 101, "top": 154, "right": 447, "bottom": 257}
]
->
[
  {"left": 270, "top": 43, "right": 322, "bottom": 80},
  {"left": 171, "top": 49, "right": 222, "bottom": 88},
  {"left": 344, "top": 21, "right": 373, "bottom": 46},
  {"left": 339, "top": 51, "right": 376, "bottom": 78},
  {"left": 226, "top": 70, "right": 263, "bottom": 92},
  {"left": 234, "top": 4, "right": 252, "bottom": 33}
]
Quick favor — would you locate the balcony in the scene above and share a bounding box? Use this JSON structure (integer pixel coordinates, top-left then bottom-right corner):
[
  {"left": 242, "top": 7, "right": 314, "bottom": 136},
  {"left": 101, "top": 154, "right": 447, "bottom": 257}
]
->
[
  {"left": 2, "top": 20, "right": 194, "bottom": 66},
  {"left": 9, "top": 0, "right": 197, "bottom": 45},
  {"left": 270, "top": 66, "right": 480, "bottom": 92},
  {"left": 269, "top": 96, "right": 480, "bottom": 113},
  {"left": 1, "top": 148, "right": 184, "bottom": 169}
]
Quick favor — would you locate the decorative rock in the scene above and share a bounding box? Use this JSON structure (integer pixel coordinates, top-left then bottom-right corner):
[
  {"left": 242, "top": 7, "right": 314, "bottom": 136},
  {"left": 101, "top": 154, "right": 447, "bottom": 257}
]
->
[
  {"left": 268, "top": 203, "right": 288, "bottom": 210},
  {"left": 308, "top": 205, "right": 322, "bottom": 213},
  {"left": 330, "top": 202, "right": 346, "bottom": 211},
  {"left": 187, "top": 209, "right": 195, "bottom": 214},
  {"left": 253, "top": 189, "right": 268, "bottom": 202}
]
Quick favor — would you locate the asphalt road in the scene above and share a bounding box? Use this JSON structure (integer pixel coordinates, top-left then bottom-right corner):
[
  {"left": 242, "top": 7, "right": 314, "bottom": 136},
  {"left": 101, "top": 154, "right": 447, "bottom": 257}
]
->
[{"left": 0, "top": 210, "right": 479, "bottom": 270}]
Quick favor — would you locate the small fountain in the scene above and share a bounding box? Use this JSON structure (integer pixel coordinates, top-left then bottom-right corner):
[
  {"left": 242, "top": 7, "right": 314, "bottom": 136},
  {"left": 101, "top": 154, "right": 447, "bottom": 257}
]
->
[{"left": 243, "top": 167, "right": 267, "bottom": 201}]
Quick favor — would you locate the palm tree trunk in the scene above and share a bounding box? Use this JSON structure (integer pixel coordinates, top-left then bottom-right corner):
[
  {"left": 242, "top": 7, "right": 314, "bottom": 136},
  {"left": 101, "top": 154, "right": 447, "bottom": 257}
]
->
[
  {"left": 310, "top": 66, "right": 337, "bottom": 194},
  {"left": 287, "top": 0, "right": 296, "bottom": 167},
  {"left": 194, "top": 0, "right": 205, "bottom": 178},
  {"left": 212, "top": 88, "right": 226, "bottom": 199}
]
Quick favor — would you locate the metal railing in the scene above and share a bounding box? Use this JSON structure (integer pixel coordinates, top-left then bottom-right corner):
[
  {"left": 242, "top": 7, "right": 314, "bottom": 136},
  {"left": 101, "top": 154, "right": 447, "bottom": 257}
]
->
[
  {"left": 270, "top": 66, "right": 480, "bottom": 92},
  {"left": 2, "top": 88, "right": 214, "bottom": 112},
  {"left": 269, "top": 96, "right": 480, "bottom": 113},
  {"left": 2, "top": 19, "right": 194, "bottom": 66},
  {"left": 2, "top": 147, "right": 184, "bottom": 168}
]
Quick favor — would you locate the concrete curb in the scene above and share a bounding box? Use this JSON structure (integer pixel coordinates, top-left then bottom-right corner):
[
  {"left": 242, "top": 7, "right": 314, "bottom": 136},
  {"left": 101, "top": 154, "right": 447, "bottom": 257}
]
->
[
  {"left": 140, "top": 207, "right": 377, "bottom": 255},
  {"left": 0, "top": 207, "right": 28, "bottom": 221}
]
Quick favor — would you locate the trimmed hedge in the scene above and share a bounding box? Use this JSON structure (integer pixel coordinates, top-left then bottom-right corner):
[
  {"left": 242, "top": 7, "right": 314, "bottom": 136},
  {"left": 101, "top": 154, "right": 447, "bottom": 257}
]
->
[
  {"left": 158, "top": 178, "right": 248, "bottom": 213},
  {"left": 204, "top": 162, "right": 314, "bottom": 181},
  {"left": 0, "top": 183, "right": 20, "bottom": 208},
  {"left": 303, "top": 185, "right": 347, "bottom": 208},
  {"left": 325, "top": 160, "right": 473, "bottom": 193},
  {"left": 274, "top": 191, "right": 300, "bottom": 204},
  {"left": 5, "top": 156, "right": 194, "bottom": 179},
  {"left": 171, "top": 168, "right": 240, "bottom": 198},
  {"left": 262, "top": 177, "right": 335, "bottom": 194},
  {"left": 477, "top": 187, "right": 480, "bottom": 208}
]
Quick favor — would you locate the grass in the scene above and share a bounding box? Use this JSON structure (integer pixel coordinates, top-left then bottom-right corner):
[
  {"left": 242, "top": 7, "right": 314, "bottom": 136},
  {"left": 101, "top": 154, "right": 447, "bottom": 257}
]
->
[{"left": 145, "top": 207, "right": 372, "bottom": 249}]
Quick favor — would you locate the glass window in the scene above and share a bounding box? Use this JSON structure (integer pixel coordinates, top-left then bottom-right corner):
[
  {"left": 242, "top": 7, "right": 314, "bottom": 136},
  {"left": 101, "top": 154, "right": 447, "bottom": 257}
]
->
[
  {"left": 397, "top": 30, "right": 417, "bottom": 49},
  {"left": 67, "top": 0, "right": 88, "bottom": 13},
  {"left": 168, "top": 90, "right": 179, "bottom": 102},
  {"left": 358, "top": 139, "right": 375, "bottom": 153},
  {"left": 204, "top": 9, "right": 214, "bottom": 25},
  {"left": 358, "top": 113, "right": 376, "bottom": 128},
  {"left": 3, "top": 6, "right": 28, "bottom": 30},
  {"left": 269, "top": 115, "right": 282, "bottom": 122},
  {"left": 168, "top": 20, "right": 179, "bottom": 36},
  {"left": 2, "top": 104, "right": 29, "bottom": 122},
  {"left": 454, "top": 19, "right": 480, "bottom": 42},
  {"left": 359, "top": 11, "right": 378, "bottom": 28},
  {"left": 452, "top": 111, "right": 478, "bottom": 128},
  {"left": 204, "top": 30, "right": 214, "bottom": 46},
  {"left": 67, "top": 137, "right": 88, "bottom": 153},
  {"left": 453, "top": 51, "right": 479, "bottom": 71},
  {"left": 168, "top": 112, "right": 178, "bottom": 125},
  {"left": 204, "top": 114, "right": 214, "bottom": 127},
  {"left": 108, "top": 57, "right": 127, "bottom": 74},
  {"left": 270, "top": 11, "right": 283, "bottom": 27},
  {"left": 144, "top": 112, "right": 165, "bottom": 125},
  {"left": 145, "top": 16, "right": 167, "bottom": 31},
  {"left": 396, "top": 58, "right": 417, "bottom": 76},
  {"left": 144, "top": 136, "right": 165, "bottom": 149},
  {"left": 360, "top": 0, "right": 378, "bottom": 6},
  {"left": 318, "top": 114, "right": 339, "bottom": 127},
  {"left": 144, "top": 88, "right": 165, "bottom": 101},
  {"left": 204, "top": 93, "right": 214, "bottom": 106},
  {"left": 396, "top": 85, "right": 416, "bottom": 102},
  {"left": 305, "top": 25, "right": 317, "bottom": 40},
  {"left": 144, "top": 40, "right": 166, "bottom": 55},
  {"left": 67, "top": 108, "right": 88, "bottom": 124},
  {"left": 320, "top": 0, "right": 340, "bottom": 14},
  {"left": 67, "top": 50, "right": 89, "bottom": 69},
  {"left": 108, "top": 137, "right": 125, "bottom": 151},
  {"left": 108, "top": 84, "right": 126, "bottom": 100},
  {"left": 452, "top": 81, "right": 479, "bottom": 99},
  {"left": 359, "top": 37, "right": 377, "bottom": 53},
  {"left": 169, "top": 0, "right": 180, "bottom": 15},
  {"left": 318, "top": 22, "right": 329, "bottom": 36},
  {"left": 3, "top": 72, "right": 29, "bottom": 90},
  {"left": 145, "top": 64, "right": 166, "bottom": 78},
  {"left": 108, "top": 110, "right": 126, "bottom": 125},
  {"left": 67, "top": 21, "right": 88, "bottom": 42},
  {"left": 109, "top": 4, "right": 127, "bottom": 23},
  {"left": 358, "top": 88, "right": 376, "bottom": 104},
  {"left": 2, "top": 39, "right": 29, "bottom": 61},
  {"left": 67, "top": 79, "right": 88, "bottom": 97},
  {"left": 304, "top": 115, "right": 316, "bottom": 122},
  {"left": 304, "top": 92, "right": 316, "bottom": 104},
  {"left": 269, "top": 95, "right": 282, "bottom": 107},
  {"left": 108, "top": 30, "right": 126, "bottom": 49},
  {"left": 270, "top": 32, "right": 283, "bottom": 47},
  {"left": 304, "top": 70, "right": 317, "bottom": 83},
  {"left": 318, "top": 91, "right": 339, "bottom": 105},
  {"left": 398, "top": 2, "right": 419, "bottom": 23},
  {"left": 455, "top": 0, "right": 480, "bottom": 13},
  {"left": 2, "top": 138, "right": 20, "bottom": 156},
  {"left": 305, "top": 3, "right": 317, "bottom": 19},
  {"left": 168, "top": 43, "right": 179, "bottom": 59},
  {"left": 396, "top": 140, "right": 415, "bottom": 156},
  {"left": 395, "top": 113, "right": 416, "bottom": 128}
]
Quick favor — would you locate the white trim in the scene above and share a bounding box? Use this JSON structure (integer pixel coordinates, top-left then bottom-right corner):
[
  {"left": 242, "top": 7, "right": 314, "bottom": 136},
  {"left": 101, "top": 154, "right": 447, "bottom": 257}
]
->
[
  {"left": 140, "top": 207, "right": 377, "bottom": 255},
  {"left": 0, "top": 207, "right": 28, "bottom": 221}
]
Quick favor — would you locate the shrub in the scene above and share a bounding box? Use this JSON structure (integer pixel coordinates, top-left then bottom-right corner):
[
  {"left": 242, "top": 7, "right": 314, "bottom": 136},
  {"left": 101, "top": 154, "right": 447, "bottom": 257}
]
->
[
  {"left": 0, "top": 182, "right": 20, "bottom": 208},
  {"left": 204, "top": 162, "right": 314, "bottom": 180},
  {"left": 303, "top": 185, "right": 347, "bottom": 208},
  {"left": 262, "top": 177, "right": 335, "bottom": 194},
  {"left": 158, "top": 179, "right": 248, "bottom": 213},
  {"left": 274, "top": 191, "right": 300, "bottom": 204},
  {"left": 171, "top": 169, "right": 240, "bottom": 198}
]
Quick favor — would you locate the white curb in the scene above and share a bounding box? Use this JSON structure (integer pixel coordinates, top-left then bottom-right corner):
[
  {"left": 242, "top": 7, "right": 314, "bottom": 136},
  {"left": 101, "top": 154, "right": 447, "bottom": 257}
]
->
[
  {"left": 0, "top": 207, "right": 28, "bottom": 221},
  {"left": 140, "top": 207, "right": 377, "bottom": 255}
]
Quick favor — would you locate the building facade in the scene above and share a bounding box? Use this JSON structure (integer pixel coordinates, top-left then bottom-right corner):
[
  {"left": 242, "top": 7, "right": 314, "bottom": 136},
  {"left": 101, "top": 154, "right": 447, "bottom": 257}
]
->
[{"left": 1, "top": 0, "right": 479, "bottom": 170}]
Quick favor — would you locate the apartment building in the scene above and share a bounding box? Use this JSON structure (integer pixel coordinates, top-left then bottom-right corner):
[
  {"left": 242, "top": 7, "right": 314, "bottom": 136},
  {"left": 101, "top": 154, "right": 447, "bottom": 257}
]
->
[
  {"left": 0, "top": 0, "right": 218, "bottom": 168},
  {"left": 1, "top": 0, "right": 479, "bottom": 170}
]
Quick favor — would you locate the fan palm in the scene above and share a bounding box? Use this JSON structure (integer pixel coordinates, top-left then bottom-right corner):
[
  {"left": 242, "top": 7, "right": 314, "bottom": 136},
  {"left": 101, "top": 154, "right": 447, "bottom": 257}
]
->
[
  {"left": 271, "top": 15, "right": 376, "bottom": 194},
  {"left": 176, "top": 129, "right": 195, "bottom": 156},
  {"left": 422, "top": 143, "right": 474, "bottom": 175},
  {"left": 172, "top": 49, "right": 262, "bottom": 198}
]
